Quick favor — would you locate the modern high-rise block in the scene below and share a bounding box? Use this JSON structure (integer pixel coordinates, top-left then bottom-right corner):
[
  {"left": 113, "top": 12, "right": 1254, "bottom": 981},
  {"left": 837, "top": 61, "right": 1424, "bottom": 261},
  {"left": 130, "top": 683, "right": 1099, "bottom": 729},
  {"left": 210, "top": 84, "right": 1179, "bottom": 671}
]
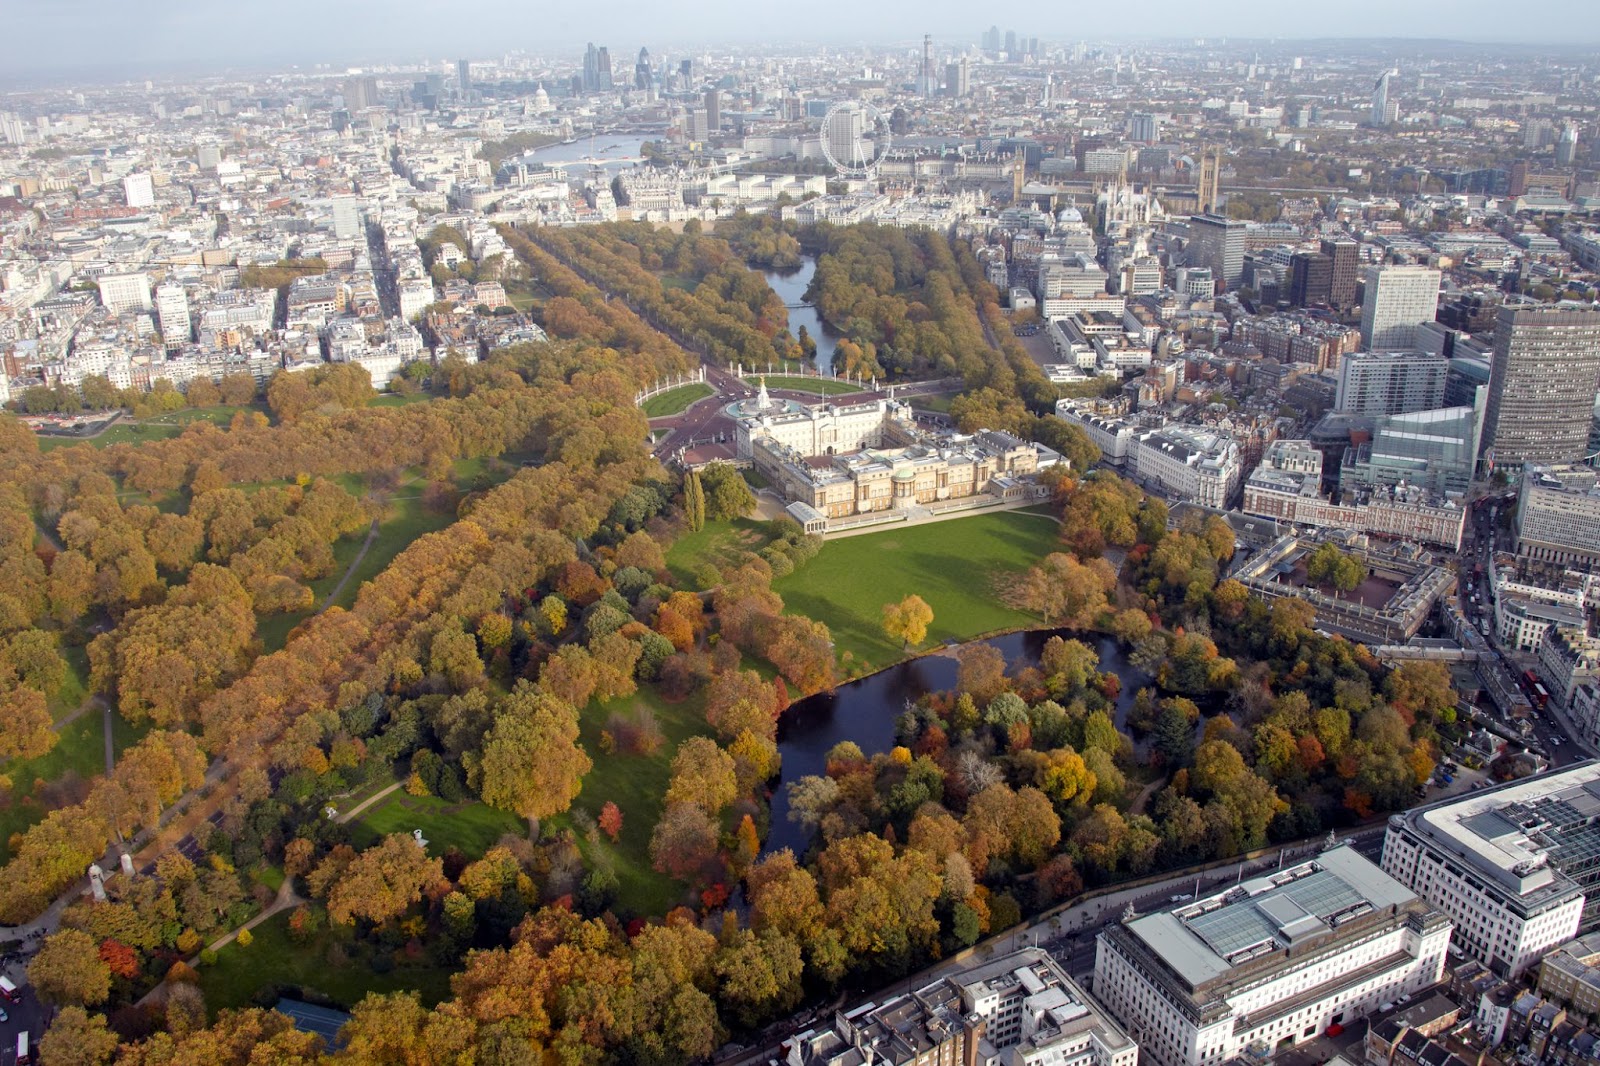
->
[
  {"left": 944, "top": 58, "right": 969, "bottom": 97},
  {"left": 703, "top": 89, "right": 721, "bottom": 132},
  {"left": 1371, "top": 69, "right": 1397, "bottom": 126},
  {"left": 1130, "top": 111, "right": 1158, "bottom": 143},
  {"left": 1359, "top": 264, "right": 1441, "bottom": 351},
  {"left": 1320, "top": 237, "right": 1358, "bottom": 307},
  {"left": 1481, "top": 306, "right": 1600, "bottom": 468},
  {"left": 1288, "top": 251, "right": 1332, "bottom": 307},
  {"left": 456, "top": 60, "right": 471, "bottom": 95},
  {"left": 154, "top": 283, "right": 190, "bottom": 346},
  {"left": 122, "top": 172, "right": 154, "bottom": 209},
  {"left": 583, "top": 44, "right": 614, "bottom": 92},
  {"left": 634, "top": 48, "right": 653, "bottom": 92},
  {"left": 1335, "top": 351, "right": 1449, "bottom": 416},
  {"left": 1556, "top": 125, "right": 1580, "bottom": 166},
  {"left": 1186, "top": 213, "right": 1244, "bottom": 291},
  {"left": 343, "top": 75, "right": 378, "bottom": 111}
]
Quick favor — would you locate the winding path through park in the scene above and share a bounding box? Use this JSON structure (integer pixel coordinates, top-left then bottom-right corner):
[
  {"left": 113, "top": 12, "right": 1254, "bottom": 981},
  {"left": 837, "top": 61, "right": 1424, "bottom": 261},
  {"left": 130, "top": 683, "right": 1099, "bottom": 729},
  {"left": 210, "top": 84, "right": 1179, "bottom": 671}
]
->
[{"left": 317, "top": 519, "right": 380, "bottom": 615}]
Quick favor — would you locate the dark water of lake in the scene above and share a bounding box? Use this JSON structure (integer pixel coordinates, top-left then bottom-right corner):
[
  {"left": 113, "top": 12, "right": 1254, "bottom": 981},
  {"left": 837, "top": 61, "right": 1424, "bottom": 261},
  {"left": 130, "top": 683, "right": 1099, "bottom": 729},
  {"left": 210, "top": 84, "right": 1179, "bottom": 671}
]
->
[
  {"left": 766, "top": 630, "right": 1145, "bottom": 856},
  {"left": 759, "top": 256, "right": 841, "bottom": 377}
]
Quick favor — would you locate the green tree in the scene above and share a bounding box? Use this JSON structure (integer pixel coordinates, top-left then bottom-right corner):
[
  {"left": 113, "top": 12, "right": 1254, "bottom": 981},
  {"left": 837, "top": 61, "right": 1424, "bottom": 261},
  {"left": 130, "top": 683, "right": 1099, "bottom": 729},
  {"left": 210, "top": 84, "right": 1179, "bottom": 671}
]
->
[
  {"left": 698, "top": 462, "right": 755, "bottom": 520},
  {"left": 1306, "top": 542, "right": 1364, "bottom": 593},
  {"left": 477, "top": 682, "right": 592, "bottom": 828},
  {"left": 684, "top": 471, "right": 706, "bottom": 532}
]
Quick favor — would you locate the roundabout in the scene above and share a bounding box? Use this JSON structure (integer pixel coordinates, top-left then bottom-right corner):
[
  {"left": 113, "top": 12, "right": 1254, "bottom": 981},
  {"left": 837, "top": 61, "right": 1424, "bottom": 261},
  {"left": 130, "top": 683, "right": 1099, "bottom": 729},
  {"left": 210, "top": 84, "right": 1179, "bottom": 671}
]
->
[{"left": 723, "top": 378, "right": 805, "bottom": 420}]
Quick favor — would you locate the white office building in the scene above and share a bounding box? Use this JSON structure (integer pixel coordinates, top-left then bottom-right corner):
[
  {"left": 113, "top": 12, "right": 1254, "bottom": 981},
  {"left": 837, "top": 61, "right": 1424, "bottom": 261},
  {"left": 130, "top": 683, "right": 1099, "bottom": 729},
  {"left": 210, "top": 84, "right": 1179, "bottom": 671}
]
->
[
  {"left": 1381, "top": 764, "right": 1600, "bottom": 978},
  {"left": 1360, "top": 266, "right": 1442, "bottom": 351},
  {"left": 1132, "top": 426, "right": 1242, "bottom": 509},
  {"left": 398, "top": 278, "right": 436, "bottom": 321},
  {"left": 154, "top": 283, "right": 190, "bottom": 346},
  {"left": 1335, "top": 352, "right": 1449, "bottom": 416},
  {"left": 122, "top": 172, "right": 154, "bottom": 209},
  {"left": 97, "top": 272, "right": 153, "bottom": 315},
  {"left": 1094, "top": 846, "right": 1451, "bottom": 1066}
]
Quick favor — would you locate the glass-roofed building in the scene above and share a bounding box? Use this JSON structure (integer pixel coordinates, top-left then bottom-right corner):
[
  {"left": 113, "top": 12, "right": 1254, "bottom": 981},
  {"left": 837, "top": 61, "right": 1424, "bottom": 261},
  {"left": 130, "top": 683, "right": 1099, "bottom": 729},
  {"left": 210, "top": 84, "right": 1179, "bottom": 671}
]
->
[
  {"left": 1093, "top": 845, "right": 1451, "bottom": 1066},
  {"left": 1340, "top": 401, "right": 1485, "bottom": 498},
  {"left": 1383, "top": 761, "right": 1600, "bottom": 980}
]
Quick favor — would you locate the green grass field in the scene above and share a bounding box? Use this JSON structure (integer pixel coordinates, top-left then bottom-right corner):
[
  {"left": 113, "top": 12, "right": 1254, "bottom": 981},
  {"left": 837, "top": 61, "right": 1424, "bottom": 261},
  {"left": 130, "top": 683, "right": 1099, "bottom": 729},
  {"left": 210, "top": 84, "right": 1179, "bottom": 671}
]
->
[
  {"left": 349, "top": 792, "right": 527, "bottom": 858},
  {"left": 911, "top": 394, "right": 954, "bottom": 414},
  {"left": 565, "top": 686, "right": 711, "bottom": 917},
  {"left": 0, "top": 711, "right": 148, "bottom": 863},
  {"left": 368, "top": 393, "right": 433, "bottom": 408},
  {"left": 758, "top": 375, "right": 864, "bottom": 396},
  {"left": 38, "top": 421, "right": 183, "bottom": 451},
  {"left": 37, "top": 405, "right": 273, "bottom": 452},
  {"left": 50, "top": 645, "right": 91, "bottom": 720},
  {"left": 664, "top": 518, "right": 775, "bottom": 586},
  {"left": 642, "top": 383, "right": 714, "bottom": 417},
  {"left": 327, "top": 496, "right": 455, "bottom": 614},
  {"left": 199, "top": 906, "right": 454, "bottom": 1013},
  {"left": 773, "top": 511, "right": 1062, "bottom": 671}
]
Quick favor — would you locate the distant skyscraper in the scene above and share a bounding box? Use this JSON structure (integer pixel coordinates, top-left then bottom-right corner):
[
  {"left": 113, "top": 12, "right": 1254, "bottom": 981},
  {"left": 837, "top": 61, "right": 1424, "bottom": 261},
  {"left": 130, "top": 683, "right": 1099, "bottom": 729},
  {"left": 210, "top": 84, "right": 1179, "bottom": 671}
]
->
[
  {"left": 343, "top": 75, "right": 378, "bottom": 111},
  {"left": 1195, "top": 146, "right": 1221, "bottom": 214},
  {"left": 1523, "top": 117, "right": 1553, "bottom": 150},
  {"left": 1186, "top": 214, "right": 1245, "bottom": 292},
  {"left": 0, "top": 112, "right": 25, "bottom": 146},
  {"left": 456, "top": 59, "right": 471, "bottom": 96},
  {"left": 122, "top": 172, "right": 154, "bottom": 209},
  {"left": 583, "top": 44, "right": 600, "bottom": 92},
  {"left": 154, "top": 283, "right": 190, "bottom": 346},
  {"left": 635, "top": 48, "right": 653, "bottom": 92},
  {"left": 1320, "top": 236, "right": 1359, "bottom": 307},
  {"left": 1482, "top": 307, "right": 1600, "bottom": 468},
  {"left": 1130, "top": 112, "right": 1158, "bottom": 143},
  {"left": 1371, "top": 69, "right": 1397, "bottom": 126},
  {"left": 1360, "top": 264, "right": 1441, "bottom": 351},
  {"left": 1556, "top": 124, "right": 1579, "bottom": 166},
  {"left": 919, "top": 34, "right": 935, "bottom": 98},
  {"left": 703, "top": 89, "right": 721, "bottom": 132},
  {"left": 1004, "top": 30, "right": 1017, "bottom": 57},
  {"left": 597, "top": 47, "right": 613, "bottom": 91},
  {"left": 945, "top": 58, "right": 970, "bottom": 98},
  {"left": 982, "top": 25, "right": 1000, "bottom": 51}
]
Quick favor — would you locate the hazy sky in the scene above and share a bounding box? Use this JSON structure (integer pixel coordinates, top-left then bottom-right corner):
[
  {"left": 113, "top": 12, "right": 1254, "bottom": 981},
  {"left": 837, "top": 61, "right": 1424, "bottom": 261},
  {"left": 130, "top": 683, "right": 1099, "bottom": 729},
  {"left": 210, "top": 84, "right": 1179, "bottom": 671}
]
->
[{"left": 2, "top": 0, "right": 1588, "bottom": 79}]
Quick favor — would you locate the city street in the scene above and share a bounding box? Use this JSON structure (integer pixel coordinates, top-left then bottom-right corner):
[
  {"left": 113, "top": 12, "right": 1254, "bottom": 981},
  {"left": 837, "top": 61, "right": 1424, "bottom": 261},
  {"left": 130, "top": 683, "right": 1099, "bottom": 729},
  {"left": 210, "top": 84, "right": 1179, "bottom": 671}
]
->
[{"left": 1456, "top": 490, "right": 1597, "bottom": 767}]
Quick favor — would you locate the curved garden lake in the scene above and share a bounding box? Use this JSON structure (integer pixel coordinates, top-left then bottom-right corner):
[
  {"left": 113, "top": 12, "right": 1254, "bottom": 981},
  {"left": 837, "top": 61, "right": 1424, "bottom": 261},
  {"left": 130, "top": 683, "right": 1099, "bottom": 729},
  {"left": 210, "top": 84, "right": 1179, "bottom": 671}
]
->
[
  {"left": 767, "top": 629, "right": 1145, "bottom": 856},
  {"left": 759, "top": 256, "right": 841, "bottom": 376}
]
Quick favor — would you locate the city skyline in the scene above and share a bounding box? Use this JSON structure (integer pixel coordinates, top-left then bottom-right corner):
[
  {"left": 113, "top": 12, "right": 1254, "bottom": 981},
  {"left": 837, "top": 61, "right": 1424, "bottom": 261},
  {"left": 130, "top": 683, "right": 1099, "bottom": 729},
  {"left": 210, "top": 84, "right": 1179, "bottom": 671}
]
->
[{"left": 3, "top": 1, "right": 1597, "bottom": 78}]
